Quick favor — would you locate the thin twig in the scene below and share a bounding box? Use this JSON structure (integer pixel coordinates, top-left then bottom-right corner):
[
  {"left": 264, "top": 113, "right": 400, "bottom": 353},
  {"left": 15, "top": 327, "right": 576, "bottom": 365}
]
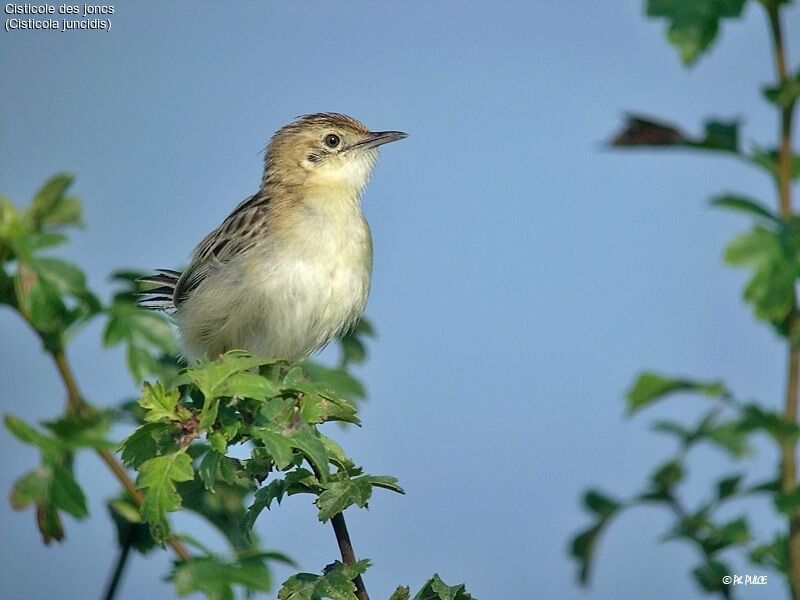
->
[
  {"left": 308, "top": 463, "right": 369, "bottom": 600},
  {"left": 765, "top": 3, "right": 799, "bottom": 599},
  {"left": 51, "top": 346, "right": 192, "bottom": 562},
  {"left": 102, "top": 529, "right": 133, "bottom": 600},
  {"left": 331, "top": 512, "right": 369, "bottom": 600}
]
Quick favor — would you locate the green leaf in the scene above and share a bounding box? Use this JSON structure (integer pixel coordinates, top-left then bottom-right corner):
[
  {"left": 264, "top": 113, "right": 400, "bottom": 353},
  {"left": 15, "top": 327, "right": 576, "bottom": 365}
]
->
[
  {"left": 390, "top": 587, "right": 411, "bottom": 600},
  {"left": 411, "top": 573, "right": 475, "bottom": 600},
  {"left": 762, "top": 69, "right": 800, "bottom": 108},
  {"left": 42, "top": 412, "right": 114, "bottom": 450},
  {"left": 180, "top": 351, "right": 276, "bottom": 398},
  {"left": 303, "top": 362, "right": 366, "bottom": 403},
  {"left": 4, "top": 414, "right": 63, "bottom": 454},
  {"left": 750, "top": 533, "right": 788, "bottom": 572},
  {"left": 739, "top": 403, "right": 800, "bottom": 441},
  {"left": 49, "top": 462, "right": 89, "bottom": 518},
  {"left": 583, "top": 490, "right": 620, "bottom": 519},
  {"left": 242, "top": 479, "right": 289, "bottom": 534},
  {"left": 208, "top": 431, "right": 228, "bottom": 454},
  {"left": 692, "top": 558, "right": 731, "bottom": 594},
  {"left": 651, "top": 460, "right": 684, "bottom": 489},
  {"left": 139, "top": 382, "right": 183, "bottom": 422},
  {"left": 253, "top": 429, "right": 296, "bottom": 470},
  {"left": 198, "top": 449, "right": 223, "bottom": 492},
  {"left": 570, "top": 522, "right": 607, "bottom": 585},
  {"left": 749, "top": 145, "right": 800, "bottom": 180},
  {"left": 177, "top": 475, "right": 261, "bottom": 550},
  {"left": 28, "top": 174, "right": 74, "bottom": 228},
  {"left": 103, "top": 298, "right": 178, "bottom": 383},
  {"left": 299, "top": 393, "right": 360, "bottom": 426},
  {"left": 289, "top": 428, "right": 330, "bottom": 481},
  {"left": 137, "top": 451, "right": 194, "bottom": 544},
  {"left": 317, "top": 478, "right": 373, "bottom": 522},
  {"left": 707, "top": 420, "right": 751, "bottom": 456},
  {"left": 10, "top": 459, "right": 88, "bottom": 541},
  {"left": 108, "top": 497, "right": 157, "bottom": 554},
  {"left": 41, "top": 195, "right": 82, "bottom": 228},
  {"left": 119, "top": 421, "right": 175, "bottom": 468},
  {"left": 716, "top": 474, "right": 743, "bottom": 500},
  {"left": 219, "top": 372, "right": 280, "bottom": 400},
  {"left": 647, "top": 0, "right": 746, "bottom": 66},
  {"left": 724, "top": 225, "right": 799, "bottom": 324},
  {"left": 278, "top": 560, "right": 370, "bottom": 600},
  {"left": 626, "top": 372, "right": 725, "bottom": 414},
  {"left": 775, "top": 484, "right": 800, "bottom": 514},
  {"left": 711, "top": 194, "right": 781, "bottom": 224},
  {"left": 173, "top": 555, "right": 273, "bottom": 600}
]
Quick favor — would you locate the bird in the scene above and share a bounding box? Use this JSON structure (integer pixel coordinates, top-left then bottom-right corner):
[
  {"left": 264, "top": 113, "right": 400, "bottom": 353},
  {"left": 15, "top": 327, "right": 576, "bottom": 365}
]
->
[{"left": 138, "top": 113, "right": 407, "bottom": 362}]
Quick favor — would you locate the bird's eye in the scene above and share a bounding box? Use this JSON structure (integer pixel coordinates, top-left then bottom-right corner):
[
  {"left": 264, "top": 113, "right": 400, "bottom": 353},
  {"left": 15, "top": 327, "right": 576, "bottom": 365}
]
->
[{"left": 324, "top": 134, "right": 341, "bottom": 148}]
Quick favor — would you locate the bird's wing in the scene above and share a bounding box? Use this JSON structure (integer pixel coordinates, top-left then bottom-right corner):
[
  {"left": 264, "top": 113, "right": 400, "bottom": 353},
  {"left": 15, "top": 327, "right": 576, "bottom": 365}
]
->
[{"left": 174, "top": 193, "right": 270, "bottom": 305}]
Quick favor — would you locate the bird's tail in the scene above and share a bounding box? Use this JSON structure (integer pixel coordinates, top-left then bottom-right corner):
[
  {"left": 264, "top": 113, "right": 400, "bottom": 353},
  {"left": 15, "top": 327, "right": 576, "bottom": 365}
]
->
[{"left": 137, "top": 269, "right": 182, "bottom": 310}]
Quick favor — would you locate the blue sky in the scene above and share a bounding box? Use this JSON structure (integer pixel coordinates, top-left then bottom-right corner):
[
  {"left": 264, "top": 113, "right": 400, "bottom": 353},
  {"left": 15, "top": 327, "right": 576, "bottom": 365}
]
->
[{"left": 1, "top": 2, "right": 799, "bottom": 599}]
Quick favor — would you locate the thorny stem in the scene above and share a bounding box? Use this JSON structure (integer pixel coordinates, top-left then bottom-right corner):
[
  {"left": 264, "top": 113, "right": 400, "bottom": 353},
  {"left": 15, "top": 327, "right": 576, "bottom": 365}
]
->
[
  {"left": 765, "top": 3, "right": 799, "bottom": 599},
  {"left": 51, "top": 346, "right": 192, "bottom": 562}
]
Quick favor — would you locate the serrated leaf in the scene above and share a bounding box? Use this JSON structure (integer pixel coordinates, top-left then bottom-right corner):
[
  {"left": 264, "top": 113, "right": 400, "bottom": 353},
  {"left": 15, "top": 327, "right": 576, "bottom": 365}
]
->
[
  {"left": 208, "top": 431, "right": 228, "bottom": 454},
  {"left": 390, "top": 587, "right": 411, "bottom": 600},
  {"left": 119, "top": 421, "right": 175, "bottom": 468},
  {"left": 182, "top": 351, "right": 276, "bottom": 398},
  {"left": 626, "top": 372, "right": 725, "bottom": 414},
  {"left": 647, "top": 0, "right": 746, "bottom": 66},
  {"left": 137, "top": 451, "right": 194, "bottom": 544},
  {"left": 724, "top": 226, "right": 799, "bottom": 324},
  {"left": 139, "top": 382, "right": 182, "bottom": 422},
  {"left": 242, "top": 479, "right": 289, "bottom": 534},
  {"left": 412, "top": 573, "right": 474, "bottom": 600},
  {"left": 278, "top": 560, "right": 370, "bottom": 600},
  {"left": 299, "top": 393, "right": 360, "bottom": 426},
  {"left": 317, "top": 478, "right": 373, "bottom": 522}
]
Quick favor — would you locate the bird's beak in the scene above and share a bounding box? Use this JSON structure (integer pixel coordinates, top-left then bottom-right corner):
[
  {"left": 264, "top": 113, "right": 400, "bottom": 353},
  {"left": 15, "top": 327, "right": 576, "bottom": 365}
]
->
[{"left": 350, "top": 130, "right": 408, "bottom": 151}]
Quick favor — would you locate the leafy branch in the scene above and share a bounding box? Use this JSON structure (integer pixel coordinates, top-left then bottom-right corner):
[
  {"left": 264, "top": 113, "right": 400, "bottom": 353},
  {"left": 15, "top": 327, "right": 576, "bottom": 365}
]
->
[
  {"left": 2, "top": 174, "right": 474, "bottom": 599},
  {"left": 572, "top": 0, "right": 800, "bottom": 598}
]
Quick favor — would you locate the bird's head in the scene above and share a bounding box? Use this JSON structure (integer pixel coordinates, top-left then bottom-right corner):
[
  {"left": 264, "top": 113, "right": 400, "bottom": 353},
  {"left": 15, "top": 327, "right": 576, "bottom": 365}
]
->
[{"left": 262, "top": 113, "right": 407, "bottom": 196}]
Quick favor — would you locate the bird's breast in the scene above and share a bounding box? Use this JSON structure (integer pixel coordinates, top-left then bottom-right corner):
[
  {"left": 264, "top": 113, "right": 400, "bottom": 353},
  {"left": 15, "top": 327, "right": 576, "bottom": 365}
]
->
[{"left": 241, "top": 205, "right": 372, "bottom": 358}]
